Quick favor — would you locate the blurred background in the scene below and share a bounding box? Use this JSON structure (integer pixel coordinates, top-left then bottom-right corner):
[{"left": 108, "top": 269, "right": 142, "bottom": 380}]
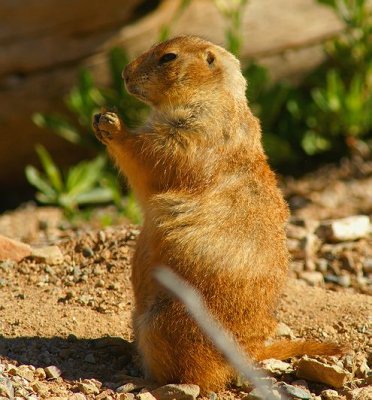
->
[{"left": 0, "top": 0, "right": 371, "bottom": 219}]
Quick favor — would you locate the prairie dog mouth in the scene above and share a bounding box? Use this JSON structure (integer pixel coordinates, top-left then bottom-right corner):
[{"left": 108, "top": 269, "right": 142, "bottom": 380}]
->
[
  {"left": 123, "top": 67, "right": 149, "bottom": 100},
  {"left": 125, "top": 81, "right": 148, "bottom": 103}
]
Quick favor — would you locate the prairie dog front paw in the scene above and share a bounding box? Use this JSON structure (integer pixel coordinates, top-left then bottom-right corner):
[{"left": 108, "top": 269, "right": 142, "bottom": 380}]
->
[{"left": 93, "top": 112, "right": 124, "bottom": 144}]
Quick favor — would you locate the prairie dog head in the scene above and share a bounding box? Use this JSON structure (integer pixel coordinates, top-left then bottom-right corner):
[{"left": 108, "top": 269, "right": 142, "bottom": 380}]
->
[{"left": 123, "top": 36, "right": 247, "bottom": 110}]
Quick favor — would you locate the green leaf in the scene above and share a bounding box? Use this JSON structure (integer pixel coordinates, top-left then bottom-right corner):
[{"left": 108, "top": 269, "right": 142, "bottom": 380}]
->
[
  {"left": 179, "top": 0, "right": 192, "bottom": 12},
  {"left": 226, "top": 28, "right": 241, "bottom": 57},
  {"left": 244, "top": 62, "right": 270, "bottom": 101},
  {"left": 65, "top": 161, "right": 90, "bottom": 193},
  {"left": 75, "top": 187, "right": 114, "bottom": 205},
  {"left": 123, "top": 191, "right": 142, "bottom": 224},
  {"left": 66, "top": 69, "right": 104, "bottom": 127},
  {"left": 317, "top": 0, "right": 336, "bottom": 8},
  {"left": 32, "top": 113, "right": 82, "bottom": 145},
  {"left": 262, "top": 133, "right": 295, "bottom": 165},
  {"left": 101, "top": 172, "right": 123, "bottom": 208},
  {"left": 159, "top": 25, "right": 170, "bottom": 42},
  {"left": 301, "top": 131, "right": 331, "bottom": 155},
  {"left": 57, "top": 193, "right": 77, "bottom": 211},
  {"left": 158, "top": 0, "right": 192, "bottom": 42},
  {"left": 35, "top": 192, "right": 56, "bottom": 205},
  {"left": 65, "top": 155, "right": 106, "bottom": 197},
  {"left": 312, "top": 88, "right": 329, "bottom": 111},
  {"left": 35, "top": 145, "right": 64, "bottom": 192},
  {"left": 108, "top": 47, "right": 129, "bottom": 97},
  {"left": 25, "top": 165, "right": 56, "bottom": 200}
]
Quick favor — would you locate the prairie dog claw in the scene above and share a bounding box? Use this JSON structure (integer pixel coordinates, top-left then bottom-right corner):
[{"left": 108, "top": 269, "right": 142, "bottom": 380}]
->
[{"left": 93, "top": 112, "right": 123, "bottom": 144}]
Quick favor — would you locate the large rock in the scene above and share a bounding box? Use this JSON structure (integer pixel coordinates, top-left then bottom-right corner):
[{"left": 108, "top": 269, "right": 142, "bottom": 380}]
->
[
  {"left": 0, "top": 0, "right": 343, "bottom": 192},
  {"left": 0, "top": 234, "right": 32, "bottom": 261},
  {"left": 296, "top": 356, "right": 349, "bottom": 388}
]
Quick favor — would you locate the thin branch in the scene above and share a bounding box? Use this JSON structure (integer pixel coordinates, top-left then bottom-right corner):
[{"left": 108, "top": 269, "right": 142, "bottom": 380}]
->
[{"left": 154, "top": 266, "right": 286, "bottom": 400}]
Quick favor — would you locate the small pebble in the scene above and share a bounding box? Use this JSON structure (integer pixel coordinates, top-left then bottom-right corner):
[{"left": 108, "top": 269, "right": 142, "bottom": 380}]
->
[
  {"left": 277, "top": 382, "right": 311, "bottom": 399},
  {"left": 96, "top": 391, "right": 114, "bottom": 400},
  {"left": 299, "top": 271, "right": 324, "bottom": 286},
  {"left": 136, "top": 392, "right": 157, "bottom": 400},
  {"left": 0, "top": 260, "right": 16, "bottom": 270},
  {"left": 7, "top": 366, "right": 18, "bottom": 376},
  {"left": 96, "top": 279, "right": 105, "bottom": 288},
  {"left": 363, "top": 257, "right": 372, "bottom": 273},
  {"left": 17, "top": 365, "right": 34, "bottom": 382},
  {"left": 117, "top": 383, "right": 139, "bottom": 394},
  {"left": 31, "top": 245, "right": 63, "bottom": 264},
  {"left": 241, "top": 377, "right": 277, "bottom": 392},
  {"left": 276, "top": 322, "right": 295, "bottom": 338},
  {"left": 261, "top": 359, "right": 293, "bottom": 374},
  {"left": 98, "top": 231, "right": 106, "bottom": 242},
  {"left": 70, "top": 394, "right": 87, "bottom": 400},
  {"left": 321, "top": 389, "right": 341, "bottom": 399},
  {"left": 0, "top": 378, "right": 14, "bottom": 398},
  {"left": 338, "top": 274, "right": 351, "bottom": 288},
  {"left": 346, "top": 386, "right": 372, "bottom": 400},
  {"left": 150, "top": 384, "right": 200, "bottom": 400},
  {"left": 82, "top": 247, "right": 94, "bottom": 258},
  {"left": 44, "top": 366, "right": 62, "bottom": 379},
  {"left": 316, "top": 258, "right": 328, "bottom": 273},
  {"left": 30, "top": 381, "right": 48, "bottom": 396},
  {"left": 245, "top": 387, "right": 281, "bottom": 400},
  {"left": 84, "top": 353, "right": 96, "bottom": 364},
  {"left": 290, "top": 380, "right": 308, "bottom": 389},
  {"left": 76, "top": 381, "right": 100, "bottom": 395},
  {"left": 119, "top": 394, "right": 135, "bottom": 400}
]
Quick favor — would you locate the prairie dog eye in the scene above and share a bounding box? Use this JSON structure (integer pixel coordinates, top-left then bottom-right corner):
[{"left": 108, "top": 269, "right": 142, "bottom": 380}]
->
[{"left": 159, "top": 53, "right": 177, "bottom": 65}]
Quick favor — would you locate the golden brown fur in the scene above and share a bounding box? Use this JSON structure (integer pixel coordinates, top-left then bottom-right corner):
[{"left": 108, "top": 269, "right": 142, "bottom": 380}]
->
[{"left": 93, "top": 36, "right": 343, "bottom": 392}]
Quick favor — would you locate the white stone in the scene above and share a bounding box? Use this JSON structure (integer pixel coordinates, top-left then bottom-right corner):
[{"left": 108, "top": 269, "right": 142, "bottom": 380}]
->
[
  {"left": 299, "top": 271, "right": 324, "bottom": 286},
  {"left": 261, "top": 358, "right": 294, "bottom": 374},
  {"left": 276, "top": 322, "right": 295, "bottom": 339},
  {"left": 317, "top": 215, "right": 370, "bottom": 242},
  {"left": 136, "top": 392, "right": 157, "bottom": 400},
  {"left": 31, "top": 245, "right": 63, "bottom": 264},
  {"left": 151, "top": 384, "right": 200, "bottom": 400}
]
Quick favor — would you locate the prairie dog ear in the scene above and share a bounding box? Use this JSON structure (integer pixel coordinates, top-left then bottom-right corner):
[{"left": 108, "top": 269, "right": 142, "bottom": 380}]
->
[{"left": 206, "top": 50, "right": 216, "bottom": 66}]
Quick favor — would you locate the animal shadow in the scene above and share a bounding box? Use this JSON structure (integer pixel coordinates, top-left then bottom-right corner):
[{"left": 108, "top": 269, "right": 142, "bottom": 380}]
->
[{"left": 0, "top": 335, "right": 140, "bottom": 386}]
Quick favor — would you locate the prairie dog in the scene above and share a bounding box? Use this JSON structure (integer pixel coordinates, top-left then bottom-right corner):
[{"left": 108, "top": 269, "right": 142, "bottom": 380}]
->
[{"left": 93, "top": 36, "right": 343, "bottom": 392}]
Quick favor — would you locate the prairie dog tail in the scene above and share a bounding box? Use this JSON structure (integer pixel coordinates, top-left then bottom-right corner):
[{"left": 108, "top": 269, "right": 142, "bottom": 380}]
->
[{"left": 257, "top": 340, "right": 345, "bottom": 361}]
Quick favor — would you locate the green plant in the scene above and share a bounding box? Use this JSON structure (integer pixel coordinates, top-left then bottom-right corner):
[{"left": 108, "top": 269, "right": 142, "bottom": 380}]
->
[
  {"left": 25, "top": 145, "right": 117, "bottom": 215},
  {"left": 159, "top": 0, "right": 193, "bottom": 41},
  {"left": 241, "top": 0, "right": 372, "bottom": 170},
  {"left": 28, "top": 48, "right": 145, "bottom": 222},
  {"left": 33, "top": 49, "right": 148, "bottom": 148},
  {"left": 213, "top": 0, "right": 248, "bottom": 57}
]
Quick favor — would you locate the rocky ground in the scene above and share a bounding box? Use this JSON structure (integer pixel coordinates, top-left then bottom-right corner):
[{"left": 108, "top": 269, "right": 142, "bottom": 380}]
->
[{"left": 0, "top": 158, "right": 371, "bottom": 400}]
